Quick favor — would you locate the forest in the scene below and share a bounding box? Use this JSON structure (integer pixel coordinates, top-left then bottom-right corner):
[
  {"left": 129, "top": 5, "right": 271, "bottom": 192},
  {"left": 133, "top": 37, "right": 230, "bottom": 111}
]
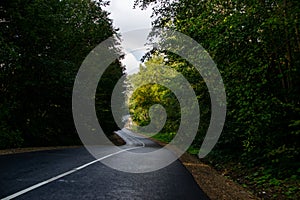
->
[
  {"left": 0, "top": 0, "right": 124, "bottom": 148},
  {"left": 0, "top": 0, "right": 299, "bottom": 199},
  {"left": 129, "top": 0, "right": 299, "bottom": 199}
]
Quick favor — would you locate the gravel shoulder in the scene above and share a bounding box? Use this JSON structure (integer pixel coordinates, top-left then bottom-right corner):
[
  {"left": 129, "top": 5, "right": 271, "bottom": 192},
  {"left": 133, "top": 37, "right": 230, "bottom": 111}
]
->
[
  {"left": 0, "top": 133, "right": 125, "bottom": 155},
  {"left": 179, "top": 152, "right": 258, "bottom": 200},
  {"left": 0, "top": 146, "right": 82, "bottom": 155},
  {"left": 150, "top": 138, "right": 259, "bottom": 200}
]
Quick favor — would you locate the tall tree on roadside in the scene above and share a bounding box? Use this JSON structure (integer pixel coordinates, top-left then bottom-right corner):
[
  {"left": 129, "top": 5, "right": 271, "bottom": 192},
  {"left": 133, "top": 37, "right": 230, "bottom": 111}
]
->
[
  {"left": 134, "top": 0, "right": 300, "bottom": 177},
  {"left": 0, "top": 0, "right": 124, "bottom": 148}
]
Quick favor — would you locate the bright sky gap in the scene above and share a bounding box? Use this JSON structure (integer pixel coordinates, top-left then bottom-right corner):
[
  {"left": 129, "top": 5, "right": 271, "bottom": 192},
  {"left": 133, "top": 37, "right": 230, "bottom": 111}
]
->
[{"left": 104, "top": 0, "right": 153, "bottom": 74}]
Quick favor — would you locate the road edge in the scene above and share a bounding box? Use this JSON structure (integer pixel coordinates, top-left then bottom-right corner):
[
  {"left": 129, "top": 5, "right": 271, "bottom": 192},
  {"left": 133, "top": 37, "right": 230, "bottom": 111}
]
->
[{"left": 148, "top": 137, "right": 259, "bottom": 200}]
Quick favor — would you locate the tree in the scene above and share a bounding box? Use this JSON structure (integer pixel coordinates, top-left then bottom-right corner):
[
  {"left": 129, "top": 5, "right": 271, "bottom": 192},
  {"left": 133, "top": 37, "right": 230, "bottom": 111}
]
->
[
  {"left": 0, "top": 0, "right": 124, "bottom": 147},
  {"left": 127, "top": 55, "right": 181, "bottom": 134},
  {"left": 134, "top": 0, "right": 300, "bottom": 177}
]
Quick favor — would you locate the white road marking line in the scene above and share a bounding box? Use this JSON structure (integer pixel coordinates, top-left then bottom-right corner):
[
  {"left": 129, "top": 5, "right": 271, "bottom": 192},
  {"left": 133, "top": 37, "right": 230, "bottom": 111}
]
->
[
  {"left": 116, "top": 129, "right": 145, "bottom": 148},
  {"left": 1, "top": 146, "right": 143, "bottom": 200},
  {"left": 124, "top": 133, "right": 145, "bottom": 148}
]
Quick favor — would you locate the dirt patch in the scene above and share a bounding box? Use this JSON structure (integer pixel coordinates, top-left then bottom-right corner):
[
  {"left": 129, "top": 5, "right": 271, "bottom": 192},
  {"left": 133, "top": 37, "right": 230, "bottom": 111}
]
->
[
  {"left": 180, "top": 153, "right": 258, "bottom": 200},
  {"left": 108, "top": 132, "right": 126, "bottom": 146},
  {"left": 0, "top": 145, "right": 82, "bottom": 155},
  {"left": 150, "top": 138, "right": 258, "bottom": 200},
  {"left": 0, "top": 132, "right": 125, "bottom": 155}
]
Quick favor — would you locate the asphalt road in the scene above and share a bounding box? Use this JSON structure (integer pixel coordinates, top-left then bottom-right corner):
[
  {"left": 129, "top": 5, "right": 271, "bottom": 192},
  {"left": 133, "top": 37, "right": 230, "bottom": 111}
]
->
[{"left": 0, "top": 129, "right": 209, "bottom": 200}]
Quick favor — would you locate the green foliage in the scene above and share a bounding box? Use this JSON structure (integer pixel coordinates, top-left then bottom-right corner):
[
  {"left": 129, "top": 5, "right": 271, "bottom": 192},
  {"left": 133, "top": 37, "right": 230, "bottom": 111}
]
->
[
  {"left": 151, "top": 132, "right": 176, "bottom": 144},
  {"left": 135, "top": 0, "right": 300, "bottom": 168},
  {"left": 96, "top": 60, "right": 125, "bottom": 135},
  {"left": 135, "top": 0, "right": 299, "bottom": 198},
  {"left": 0, "top": 0, "right": 123, "bottom": 148},
  {"left": 127, "top": 55, "right": 181, "bottom": 133},
  {"left": 0, "top": 122, "right": 23, "bottom": 149}
]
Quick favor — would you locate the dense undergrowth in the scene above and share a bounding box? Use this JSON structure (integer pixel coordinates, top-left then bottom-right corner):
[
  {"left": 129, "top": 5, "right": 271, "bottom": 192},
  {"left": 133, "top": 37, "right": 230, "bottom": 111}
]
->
[{"left": 151, "top": 132, "right": 299, "bottom": 200}]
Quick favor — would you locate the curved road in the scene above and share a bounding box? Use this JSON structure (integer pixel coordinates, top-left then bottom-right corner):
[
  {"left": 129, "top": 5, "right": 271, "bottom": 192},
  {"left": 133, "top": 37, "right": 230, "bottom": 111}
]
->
[{"left": 0, "top": 129, "right": 209, "bottom": 200}]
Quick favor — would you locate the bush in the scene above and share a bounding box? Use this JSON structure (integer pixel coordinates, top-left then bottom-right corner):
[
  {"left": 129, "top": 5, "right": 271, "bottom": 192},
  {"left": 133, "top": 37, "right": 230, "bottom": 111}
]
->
[{"left": 0, "top": 123, "right": 23, "bottom": 149}]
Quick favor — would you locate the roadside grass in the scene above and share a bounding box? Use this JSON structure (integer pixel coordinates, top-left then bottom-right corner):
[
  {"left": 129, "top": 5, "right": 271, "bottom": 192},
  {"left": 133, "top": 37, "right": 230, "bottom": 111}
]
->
[
  {"left": 151, "top": 132, "right": 300, "bottom": 200},
  {"left": 205, "top": 154, "right": 300, "bottom": 200},
  {"left": 151, "top": 132, "right": 200, "bottom": 155}
]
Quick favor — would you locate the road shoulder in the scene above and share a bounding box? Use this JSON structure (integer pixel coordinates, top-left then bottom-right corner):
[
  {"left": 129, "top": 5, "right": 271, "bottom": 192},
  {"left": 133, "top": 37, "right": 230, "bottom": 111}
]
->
[{"left": 150, "top": 138, "right": 259, "bottom": 200}]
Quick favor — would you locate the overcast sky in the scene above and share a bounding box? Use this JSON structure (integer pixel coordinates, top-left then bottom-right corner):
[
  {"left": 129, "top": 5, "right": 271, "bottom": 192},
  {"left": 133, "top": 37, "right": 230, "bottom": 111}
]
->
[
  {"left": 104, "top": 0, "right": 153, "bottom": 74},
  {"left": 105, "top": 0, "right": 152, "bottom": 32}
]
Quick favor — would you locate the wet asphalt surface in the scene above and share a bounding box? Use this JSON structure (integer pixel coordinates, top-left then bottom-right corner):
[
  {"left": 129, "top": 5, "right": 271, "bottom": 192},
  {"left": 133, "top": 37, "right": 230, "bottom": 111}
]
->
[{"left": 0, "top": 130, "right": 209, "bottom": 200}]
